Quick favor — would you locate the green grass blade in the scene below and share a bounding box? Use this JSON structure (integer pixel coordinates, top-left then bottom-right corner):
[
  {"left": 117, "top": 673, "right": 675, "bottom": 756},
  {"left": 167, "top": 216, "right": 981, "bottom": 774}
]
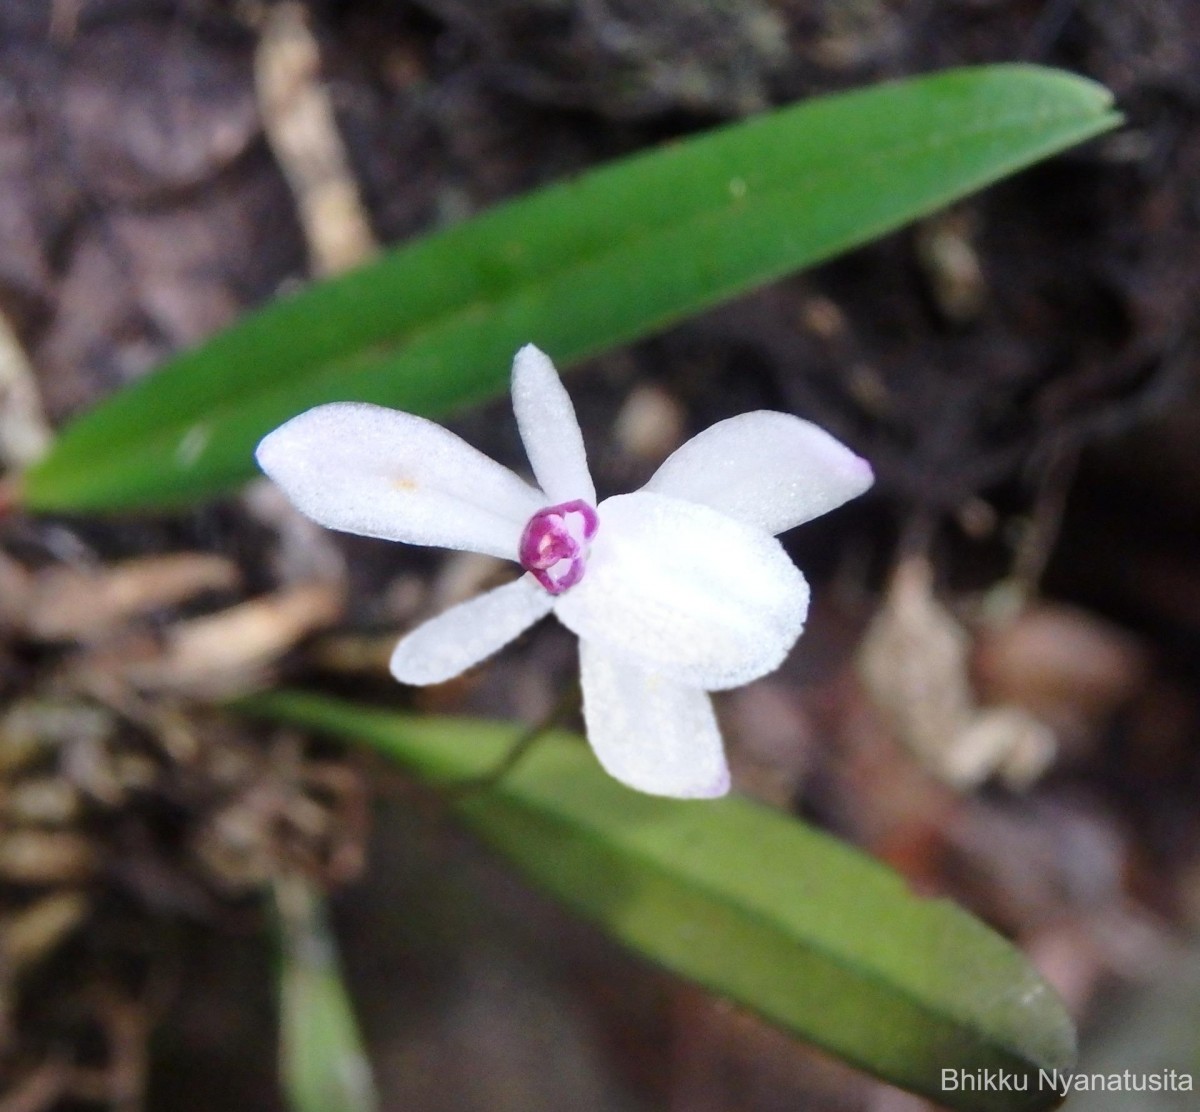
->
[
  {"left": 243, "top": 691, "right": 1076, "bottom": 1112},
  {"left": 275, "top": 875, "right": 378, "bottom": 1112},
  {"left": 24, "top": 64, "right": 1118, "bottom": 511}
]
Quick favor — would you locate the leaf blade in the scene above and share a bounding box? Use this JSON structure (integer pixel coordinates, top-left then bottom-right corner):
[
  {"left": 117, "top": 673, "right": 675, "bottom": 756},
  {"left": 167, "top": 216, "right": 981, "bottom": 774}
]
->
[
  {"left": 241, "top": 690, "right": 1076, "bottom": 1112},
  {"left": 275, "top": 875, "right": 378, "bottom": 1112},
  {"left": 25, "top": 64, "right": 1118, "bottom": 511}
]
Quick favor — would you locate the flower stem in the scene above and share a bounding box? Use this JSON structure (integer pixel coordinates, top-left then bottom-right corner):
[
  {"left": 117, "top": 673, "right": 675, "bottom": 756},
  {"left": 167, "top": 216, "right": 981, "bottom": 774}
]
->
[{"left": 449, "top": 678, "right": 582, "bottom": 796}]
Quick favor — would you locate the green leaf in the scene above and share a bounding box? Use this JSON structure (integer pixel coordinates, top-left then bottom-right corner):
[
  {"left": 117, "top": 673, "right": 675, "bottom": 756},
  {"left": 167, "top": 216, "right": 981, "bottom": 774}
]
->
[
  {"left": 275, "top": 875, "right": 378, "bottom": 1112},
  {"left": 242, "top": 691, "right": 1076, "bottom": 1112},
  {"left": 24, "top": 65, "right": 1118, "bottom": 512}
]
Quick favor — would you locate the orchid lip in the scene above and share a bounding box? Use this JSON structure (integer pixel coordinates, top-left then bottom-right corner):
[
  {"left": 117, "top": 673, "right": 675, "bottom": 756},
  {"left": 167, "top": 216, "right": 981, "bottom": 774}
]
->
[{"left": 519, "top": 499, "right": 599, "bottom": 595}]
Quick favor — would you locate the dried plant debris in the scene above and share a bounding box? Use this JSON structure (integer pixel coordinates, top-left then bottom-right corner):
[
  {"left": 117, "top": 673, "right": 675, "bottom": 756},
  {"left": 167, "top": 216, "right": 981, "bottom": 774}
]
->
[
  {"left": 858, "top": 557, "right": 1056, "bottom": 790},
  {"left": 254, "top": 1, "right": 378, "bottom": 276},
  {"left": 413, "top": 0, "right": 788, "bottom": 118},
  {"left": 0, "top": 519, "right": 353, "bottom": 1106},
  {"left": 19, "top": 553, "right": 240, "bottom": 644},
  {"left": 0, "top": 310, "right": 52, "bottom": 471},
  {"left": 973, "top": 601, "right": 1151, "bottom": 752},
  {"left": 72, "top": 580, "right": 345, "bottom": 700},
  {"left": 0, "top": 533, "right": 345, "bottom": 694},
  {"left": 913, "top": 208, "right": 988, "bottom": 326},
  {"left": 0, "top": 691, "right": 370, "bottom": 1108}
]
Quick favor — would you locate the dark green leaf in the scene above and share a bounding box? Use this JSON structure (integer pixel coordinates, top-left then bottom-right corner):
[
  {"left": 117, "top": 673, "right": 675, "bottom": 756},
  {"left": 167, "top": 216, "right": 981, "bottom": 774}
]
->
[{"left": 24, "top": 65, "right": 1118, "bottom": 511}]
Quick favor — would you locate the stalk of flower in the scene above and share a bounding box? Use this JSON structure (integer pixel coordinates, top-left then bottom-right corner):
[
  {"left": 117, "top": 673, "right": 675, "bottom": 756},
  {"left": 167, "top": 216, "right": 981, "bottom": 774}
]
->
[{"left": 256, "top": 345, "right": 872, "bottom": 798}]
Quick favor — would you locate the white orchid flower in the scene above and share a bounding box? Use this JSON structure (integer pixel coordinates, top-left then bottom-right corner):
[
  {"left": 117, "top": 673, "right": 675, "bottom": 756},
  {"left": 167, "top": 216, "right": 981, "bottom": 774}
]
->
[{"left": 255, "top": 345, "right": 872, "bottom": 799}]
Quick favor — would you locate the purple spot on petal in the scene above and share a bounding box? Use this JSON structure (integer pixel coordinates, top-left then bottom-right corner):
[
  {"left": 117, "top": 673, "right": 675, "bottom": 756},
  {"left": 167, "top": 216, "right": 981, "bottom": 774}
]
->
[{"left": 519, "top": 499, "right": 599, "bottom": 595}]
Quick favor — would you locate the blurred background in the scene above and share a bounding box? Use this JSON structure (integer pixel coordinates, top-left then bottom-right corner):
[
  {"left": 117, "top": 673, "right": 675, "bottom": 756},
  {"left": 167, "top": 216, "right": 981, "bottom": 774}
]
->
[{"left": 1, "top": 1, "right": 1198, "bottom": 1110}]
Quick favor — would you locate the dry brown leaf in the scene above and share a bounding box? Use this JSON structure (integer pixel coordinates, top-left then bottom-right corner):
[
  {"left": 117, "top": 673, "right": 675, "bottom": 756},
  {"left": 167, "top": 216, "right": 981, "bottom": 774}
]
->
[
  {"left": 0, "top": 699, "right": 113, "bottom": 775},
  {"left": 858, "top": 556, "right": 976, "bottom": 769},
  {"left": 116, "top": 582, "right": 345, "bottom": 698},
  {"left": 859, "top": 557, "right": 1057, "bottom": 788},
  {"left": 0, "top": 831, "right": 97, "bottom": 885},
  {"left": 23, "top": 553, "right": 240, "bottom": 643},
  {"left": 1, "top": 891, "right": 88, "bottom": 973},
  {"left": 974, "top": 602, "right": 1150, "bottom": 735},
  {"left": 2, "top": 777, "right": 81, "bottom": 826},
  {"left": 948, "top": 707, "right": 1055, "bottom": 790}
]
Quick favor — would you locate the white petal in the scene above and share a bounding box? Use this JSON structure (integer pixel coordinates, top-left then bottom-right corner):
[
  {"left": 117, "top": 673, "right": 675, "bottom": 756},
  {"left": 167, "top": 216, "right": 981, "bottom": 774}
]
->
[
  {"left": 511, "top": 344, "right": 596, "bottom": 506},
  {"left": 643, "top": 411, "right": 873, "bottom": 535},
  {"left": 256, "top": 402, "right": 542, "bottom": 559},
  {"left": 579, "top": 640, "right": 729, "bottom": 798},
  {"left": 554, "top": 492, "right": 809, "bottom": 690},
  {"left": 390, "top": 575, "right": 554, "bottom": 685}
]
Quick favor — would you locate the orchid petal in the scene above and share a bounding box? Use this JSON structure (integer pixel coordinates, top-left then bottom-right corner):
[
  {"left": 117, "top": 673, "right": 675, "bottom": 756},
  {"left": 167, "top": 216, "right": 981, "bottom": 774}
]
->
[
  {"left": 579, "top": 640, "right": 730, "bottom": 798},
  {"left": 511, "top": 345, "right": 596, "bottom": 506},
  {"left": 643, "top": 411, "right": 873, "bottom": 535},
  {"left": 390, "top": 575, "right": 554, "bottom": 685},
  {"left": 256, "top": 403, "right": 542, "bottom": 559},
  {"left": 554, "top": 492, "right": 809, "bottom": 690}
]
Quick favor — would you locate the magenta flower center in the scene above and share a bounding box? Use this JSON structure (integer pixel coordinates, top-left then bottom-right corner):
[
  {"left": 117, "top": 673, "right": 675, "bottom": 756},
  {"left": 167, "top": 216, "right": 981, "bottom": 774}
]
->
[{"left": 519, "top": 500, "right": 599, "bottom": 595}]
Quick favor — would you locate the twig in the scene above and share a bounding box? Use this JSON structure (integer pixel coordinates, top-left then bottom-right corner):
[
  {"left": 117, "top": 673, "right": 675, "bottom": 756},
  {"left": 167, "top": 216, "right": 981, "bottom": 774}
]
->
[
  {"left": 1011, "top": 437, "right": 1082, "bottom": 603},
  {"left": 254, "top": 2, "right": 377, "bottom": 277},
  {"left": 449, "top": 679, "right": 582, "bottom": 797}
]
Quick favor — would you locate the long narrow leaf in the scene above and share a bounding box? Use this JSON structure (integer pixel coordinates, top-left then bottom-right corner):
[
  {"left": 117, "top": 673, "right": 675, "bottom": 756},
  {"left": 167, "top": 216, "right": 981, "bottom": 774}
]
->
[
  {"left": 24, "top": 65, "right": 1117, "bottom": 511},
  {"left": 275, "top": 875, "right": 378, "bottom": 1112},
  {"left": 243, "top": 691, "right": 1076, "bottom": 1112}
]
